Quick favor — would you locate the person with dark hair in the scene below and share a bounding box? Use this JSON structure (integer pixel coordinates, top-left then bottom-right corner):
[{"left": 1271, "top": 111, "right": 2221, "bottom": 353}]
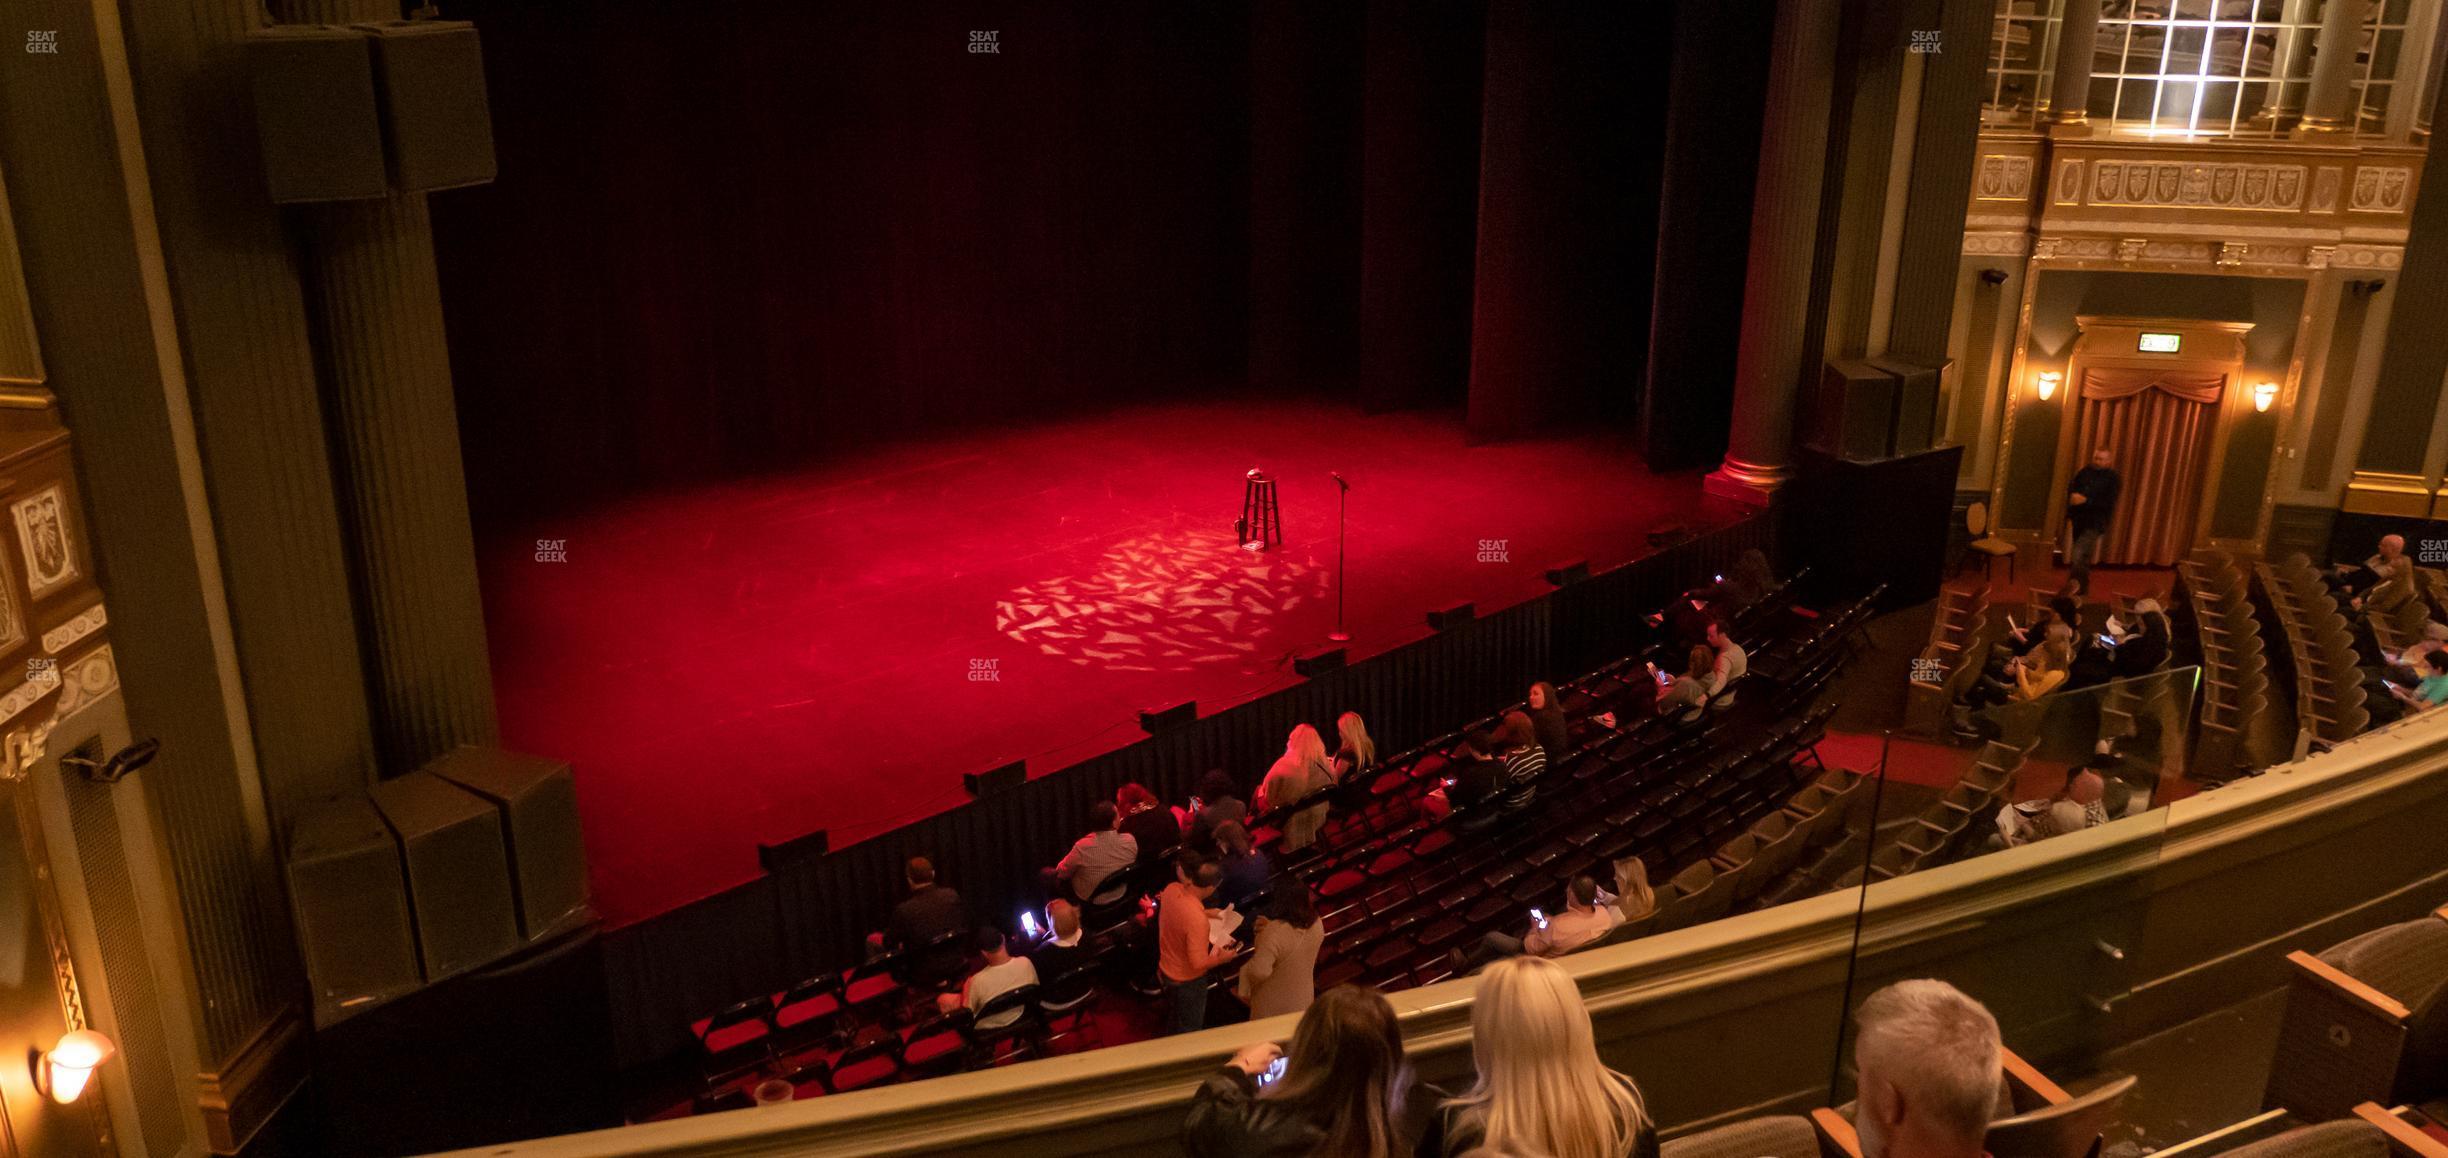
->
[
  {"left": 877, "top": 856, "right": 967, "bottom": 977},
  {"left": 939, "top": 926, "right": 1037, "bottom": 1029},
  {"left": 1428, "top": 731, "right": 1509, "bottom": 821},
  {"left": 1117, "top": 782, "right": 1182, "bottom": 876},
  {"left": 1181, "top": 985, "right": 1433, "bottom": 1157},
  {"left": 2065, "top": 448, "right": 2121, "bottom": 596},
  {"left": 1185, "top": 769, "right": 1249, "bottom": 856},
  {"left": 1052, "top": 799, "right": 1138, "bottom": 902},
  {"left": 1489, "top": 712, "right": 1546, "bottom": 811},
  {"left": 1159, "top": 854, "right": 1240, "bottom": 1035},
  {"left": 1690, "top": 547, "right": 1775, "bottom": 621},
  {"left": 1526, "top": 683, "right": 1569, "bottom": 761},
  {"left": 2389, "top": 648, "right": 2448, "bottom": 711},
  {"left": 1236, "top": 881, "right": 1325, "bottom": 1020},
  {"left": 1213, "top": 821, "right": 1271, "bottom": 912}
]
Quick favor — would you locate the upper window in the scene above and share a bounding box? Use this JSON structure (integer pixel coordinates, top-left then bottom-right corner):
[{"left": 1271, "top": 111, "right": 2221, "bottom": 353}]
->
[{"left": 1985, "top": 0, "right": 2432, "bottom": 140}]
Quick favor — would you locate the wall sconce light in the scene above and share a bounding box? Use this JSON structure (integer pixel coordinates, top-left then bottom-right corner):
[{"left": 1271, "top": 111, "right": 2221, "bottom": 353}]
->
[
  {"left": 2253, "top": 381, "right": 2279, "bottom": 412},
  {"left": 2035, "top": 370, "right": 2063, "bottom": 401},
  {"left": 37, "top": 1030, "right": 114, "bottom": 1104}
]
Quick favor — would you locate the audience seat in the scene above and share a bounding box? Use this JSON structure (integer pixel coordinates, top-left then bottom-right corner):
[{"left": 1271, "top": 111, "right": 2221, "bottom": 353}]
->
[
  {"left": 2265, "top": 912, "right": 2448, "bottom": 1120},
  {"left": 1661, "top": 1114, "right": 1818, "bottom": 1158},
  {"left": 827, "top": 1036, "right": 904, "bottom": 1093},
  {"left": 693, "top": 994, "right": 776, "bottom": 1084}
]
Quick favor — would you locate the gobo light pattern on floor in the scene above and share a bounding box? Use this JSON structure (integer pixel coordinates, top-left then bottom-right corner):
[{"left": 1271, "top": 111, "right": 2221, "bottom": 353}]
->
[{"left": 997, "top": 529, "right": 1330, "bottom": 672}]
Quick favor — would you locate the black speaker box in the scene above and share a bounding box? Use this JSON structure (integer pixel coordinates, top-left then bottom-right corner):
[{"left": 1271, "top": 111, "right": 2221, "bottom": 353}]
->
[
  {"left": 1544, "top": 560, "right": 1592, "bottom": 586},
  {"left": 372, "top": 771, "right": 521, "bottom": 979},
  {"left": 356, "top": 21, "right": 496, "bottom": 192},
  {"left": 287, "top": 796, "right": 423, "bottom": 1025},
  {"left": 425, "top": 746, "right": 588, "bottom": 942},
  {"left": 246, "top": 26, "right": 388, "bottom": 203},
  {"left": 1871, "top": 355, "right": 1946, "bottom": 456},
  {"left": 1793, "top": 444, "right": 1965, "bottom": 612},
  {"left": 1293, "top": 647, "right": 1347, "bottom": 677},
  {"left": 1137, "top": 700, "right": 1196, "bottom": 734},
  {"left": 1811, "top": 360, "right": 1900, "bottom": 461},
  {"left": 311, "top": 928, "right": 618, "bottom": 1156},
  {"left": 964, "top": 760, "right": 1026, "bottom": 797},
  {"left": 1426, "top": 602, "right": 1476, "bottom": 631},
  {"left": 758, "top": 829, "right": 829, "bottom": 872}
]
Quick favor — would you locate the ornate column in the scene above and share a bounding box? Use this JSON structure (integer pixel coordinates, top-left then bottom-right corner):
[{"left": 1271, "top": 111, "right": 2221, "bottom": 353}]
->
[
  {"left": 273, "top": 0, "right": 498, "bottom": 775},
  {"left": 2345, "top": 67, "right": 2448, "bottom": 515},
  {"left": 1707, "top": 0, "right": 1843, "bottom": 503},
  {"left": 2298, "top": 0, "right": 2376, "bottom": 137},
  {"left": 2045, "top": 0, "right": 2102, "bottom": 135}
]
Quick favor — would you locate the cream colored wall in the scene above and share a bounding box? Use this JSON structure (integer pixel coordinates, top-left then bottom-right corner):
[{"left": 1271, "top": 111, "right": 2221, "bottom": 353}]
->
[{"left": 434, "top": 713, "right": 2448, "bottom": 1158}]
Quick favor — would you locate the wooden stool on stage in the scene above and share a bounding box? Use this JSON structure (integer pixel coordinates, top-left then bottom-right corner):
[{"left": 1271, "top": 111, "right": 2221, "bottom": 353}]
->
[{"left": 1240, "top": 469, "right": 1281, "bottom": 552}]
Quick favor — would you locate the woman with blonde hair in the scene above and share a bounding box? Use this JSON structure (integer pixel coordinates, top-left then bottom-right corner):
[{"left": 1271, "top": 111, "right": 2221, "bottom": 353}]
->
[
  {"left": 1333, "top": 711, "right": 1378, "bottom": 783},
  {"left": 1426, "top": 956, "right": 1655, "bottom": 1158},
  {"left": 1258, "top": 723, "right": 1335, "bottom": 851}
]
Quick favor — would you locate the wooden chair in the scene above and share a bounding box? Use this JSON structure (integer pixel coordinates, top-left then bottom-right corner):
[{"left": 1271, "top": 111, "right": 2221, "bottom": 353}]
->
[
  {"left": 2353, "top": 1103, "right": 2448, "bottom": 1158},
  {"left": 1661, "top": 1115, "right": 1819, "bottom": 1158},
  {"left": 1962, "top": 502, "right": 2020, "bottom": 583},
  {"left": 1814, "top": 1049, "right": 2133, "bottom": 1158}
]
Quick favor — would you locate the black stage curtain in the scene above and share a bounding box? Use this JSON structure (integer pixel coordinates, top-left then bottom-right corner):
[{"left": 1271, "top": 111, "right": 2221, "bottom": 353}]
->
[
  {"left": 431, "top": 3, "right": 1736, "bottom": 521},
  {"left": 433, "top": 1, "right": 1255, "bottom": 518},
  {"left": 600, "top": 511, "right": 1776, "bottom": 1067},
  {"left": 1643, "top": 2, "right": 1776, "bottom": 470},
  {"left": 1356, "top": 0, "right": 1485, "bottom": 414},
  {"left": 1464, "top": 2, "right": 1672, "bottom": 443}
]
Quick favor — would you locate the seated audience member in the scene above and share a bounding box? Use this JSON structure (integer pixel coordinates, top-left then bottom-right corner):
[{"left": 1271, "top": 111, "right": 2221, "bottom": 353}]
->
[
  {"left": 2388, "top": 649, "right": 2448, "bottom": 712},
  {"left": 1429, "top": 732, "right": 1510, "bottom": 821},
  {"left": 1259, "top": 724, "right": 1336, "bottom": 852},
  {"left": 939, "top": 926, "right": 1038, "bottom": 1029},
  {"left": 1184, "top": 769, "right": 1249, "bottom": 856},
  {"left": 1332, "top": 711, "right": 1378, "bottom": 783},
  {"left": 1475, "top": 875, "right": 1622, "bottom": 962},
  {"left": 1526, "top": 682, "right": 1570, "bottom": 760},
  {"left": 1610, "top": 856, "right": 1657, "bottom": 923},
  {"left": 1424, "top": 956, "right": 1655, "bottom": 1158},
  {"left": 1692, "top": 547, "right": 1775, "bottom": 620},
  {"left": 1213, "top": 821, "right": 1271, "bottom": 912},
  {"left": 1118, "top": 782, "right": 1184, "bottom": 876},
  {"left": 1852, "top": 980, "right": 2004, "bottom": 1158},
  {"left": 1051, "top": 800, "right": 1138, "bottom": 903},
  {"left": 2359, "top": 559, "right": 2420, "bottom": 615},
  {"left": 1996, "top": 768, "right": 2109, "bottom": 847},
  {"left": 1237, "top": 881, "right": 1326, "bottom": 1020},
  {"left": 2334, "top": 533, "right": 2410, "bottom": 600},
  {"left": 2384, "top": 621, "right": 2448, "bottom": 682},
  {"left": 1655, "top": 645, "right": 1712, "bottom": 723},
  {"left": 1960, "top": 636, "right": 2069, "bottom": 715},
  {"left": 1997, "top": 604, "right": 2060, "bottom": 660},
  {"left": 876, "top": 856, "right": 969, "bottom": 984},
  {"left": 1159, "top": 854, "right": 1241, "bottom": 1035},
  {"left": 1029, "top": 899, "right": 1090, "bottom": 980},
  {"left": 2110, "top": 599, "right": 2172, "bottom": 678},
  {"left": 1704, "top": 620, "right": 1747, "bottom": 709},
  {"left": 1180, "top": 985, "right": 1431, "bottom": 1157},
  {"left": 1491, "top": 712, "right": 1547, "bottom": 811}
]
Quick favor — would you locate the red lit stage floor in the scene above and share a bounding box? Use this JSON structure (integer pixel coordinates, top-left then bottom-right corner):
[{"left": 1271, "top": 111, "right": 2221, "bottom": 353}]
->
[{"left": 479, "top": 400, "right": 1750, "bottom": 925}]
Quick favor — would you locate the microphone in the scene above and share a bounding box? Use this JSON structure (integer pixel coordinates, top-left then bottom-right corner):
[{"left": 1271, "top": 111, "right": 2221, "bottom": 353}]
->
[{"left": 1330, "top": 471, "right": 1350, "bottom": 491}]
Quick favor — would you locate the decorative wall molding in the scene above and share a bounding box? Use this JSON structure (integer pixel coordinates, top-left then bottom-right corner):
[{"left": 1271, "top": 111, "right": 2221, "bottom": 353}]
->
[
  {"left": 2330, "top": 244, "right": 2405, "bottom": 270},
  {"left": 2312, "top": 167, "right": 2343, "bottom": 212},
  {"left": 1976, "top": 153, "right": 2037, "bottom": 200},
  {"left": 2089, "top": 159, "right": 2307, "bottom": 210},
  {"left": 1963, "top": 232, "right": 2033, "bottom": 256},
  {"left": 2349, "top": 166, "right": 2414, "bottom": 213},
  {"left": 42, "top": 600, "right": 104, "bottom": 655},
  {"left": 54, "top": 645, "right": 115, "bottom": 720},
  {"left": 2053, "top": 159, "right": 2084, "bottom": 206},
  {"left": 0, "top": 669, "right": 60, "bottom": 726}
]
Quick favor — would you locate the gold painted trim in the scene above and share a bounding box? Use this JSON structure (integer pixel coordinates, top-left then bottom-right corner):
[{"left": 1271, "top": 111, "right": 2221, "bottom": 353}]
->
[
  {"left": 2429, "top": 485, "right": 2448, "bottom": 522},
  {"left": 2343, "top": 470, "right": 2434, "bottom": 517}
]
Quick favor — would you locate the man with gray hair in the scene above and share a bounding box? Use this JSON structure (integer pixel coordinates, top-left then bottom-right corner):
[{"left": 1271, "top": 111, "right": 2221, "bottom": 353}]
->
[{"left": 1854, "top": 979, "right": 2003, "bottom": 1158}]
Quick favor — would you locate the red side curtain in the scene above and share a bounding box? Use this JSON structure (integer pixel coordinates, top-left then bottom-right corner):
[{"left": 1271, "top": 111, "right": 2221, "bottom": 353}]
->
[{"left": 2072, "top": 368, "right": 2224, "bottom": 567}]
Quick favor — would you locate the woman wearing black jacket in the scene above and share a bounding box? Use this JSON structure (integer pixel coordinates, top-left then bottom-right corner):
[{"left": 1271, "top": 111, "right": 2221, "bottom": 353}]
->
[{"left": 1180, "top": 986, "right": 1434, "bottom": 1158}]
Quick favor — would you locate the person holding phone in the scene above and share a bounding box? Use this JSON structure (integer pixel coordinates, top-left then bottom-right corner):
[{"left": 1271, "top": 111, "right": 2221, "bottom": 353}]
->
[
  {"left": 1654, "top": 645, "right": 1713, "bottom": 723},
  {"left": 2389, "top": 649, "right": 2448, "bottom": 712},
  {"left": 1470, "top": 876, "right": 1621, "bottom": 964},
  {"left": 1179, "top": 986, "right": 1433, "bottom": 1157}
]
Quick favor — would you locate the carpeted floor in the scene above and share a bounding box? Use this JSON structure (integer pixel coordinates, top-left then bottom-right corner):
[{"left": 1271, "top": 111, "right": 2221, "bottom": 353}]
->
[{"left": 478, "top": 399, "right": 1749, "bottom": 926}]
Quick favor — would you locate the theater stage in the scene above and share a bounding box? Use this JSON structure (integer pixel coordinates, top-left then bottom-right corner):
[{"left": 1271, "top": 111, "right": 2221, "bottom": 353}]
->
[{"left": 479, "top": 399, "right": 1748, "bottom": 925}]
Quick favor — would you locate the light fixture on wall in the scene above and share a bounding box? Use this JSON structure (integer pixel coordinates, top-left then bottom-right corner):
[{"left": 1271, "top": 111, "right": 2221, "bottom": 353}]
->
[
  {"left": 36, "top": 1029, "right": 114, "bottom": 1104},
  {"left": 2035, "top": 370, "right": 2063, "bottom": 401},
  {"left": 2252, "top": 381, "right": 2279, "bottom": 412}
]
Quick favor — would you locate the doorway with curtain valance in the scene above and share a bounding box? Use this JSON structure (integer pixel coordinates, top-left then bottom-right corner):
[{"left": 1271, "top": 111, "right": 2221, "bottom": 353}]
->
[{"left": 2050, "top": 318, "right": 2253, "bottom": 569}]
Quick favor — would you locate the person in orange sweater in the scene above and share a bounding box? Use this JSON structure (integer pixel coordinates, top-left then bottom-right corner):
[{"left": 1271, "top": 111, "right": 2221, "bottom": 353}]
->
[{"left": 1159, "top": 854, "right": 1240, "bottom": 1035}]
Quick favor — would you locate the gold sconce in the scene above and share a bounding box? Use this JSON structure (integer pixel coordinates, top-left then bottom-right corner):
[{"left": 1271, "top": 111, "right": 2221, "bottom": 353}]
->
[
  {"left": 2252, "top": 381, "right": 2278, "bottom": 412},
  {"left": 37, "top": 1030, "right": 114, "bottom": 1104},
  {"left": 2035, "top": 370, "right": 2063, "bottom": 401}
]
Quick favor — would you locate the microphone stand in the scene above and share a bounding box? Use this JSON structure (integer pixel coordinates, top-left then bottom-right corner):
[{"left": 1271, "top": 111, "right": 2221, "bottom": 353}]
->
[{"left": 1329, "top": 472, "right": 1351, "bottom": 642}]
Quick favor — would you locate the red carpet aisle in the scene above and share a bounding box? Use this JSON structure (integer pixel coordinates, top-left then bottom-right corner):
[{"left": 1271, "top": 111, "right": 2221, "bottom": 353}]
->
[{"left": 478, "top": 400, "right": 1745, "bottom": 925}]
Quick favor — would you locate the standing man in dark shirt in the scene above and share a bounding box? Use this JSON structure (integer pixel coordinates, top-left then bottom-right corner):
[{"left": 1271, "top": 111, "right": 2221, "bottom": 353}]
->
[
  {"left": 2065, "top": 448, "right": 2122, "bottom": 596},
  {"left": 878, "top": 856, "right": 968, "bottom": 984}
]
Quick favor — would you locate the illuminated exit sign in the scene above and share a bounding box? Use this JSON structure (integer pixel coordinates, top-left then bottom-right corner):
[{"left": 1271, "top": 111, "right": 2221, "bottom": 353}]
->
[{"left": 2138, "top": 332, "right": 2182, "bottom": 353}]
